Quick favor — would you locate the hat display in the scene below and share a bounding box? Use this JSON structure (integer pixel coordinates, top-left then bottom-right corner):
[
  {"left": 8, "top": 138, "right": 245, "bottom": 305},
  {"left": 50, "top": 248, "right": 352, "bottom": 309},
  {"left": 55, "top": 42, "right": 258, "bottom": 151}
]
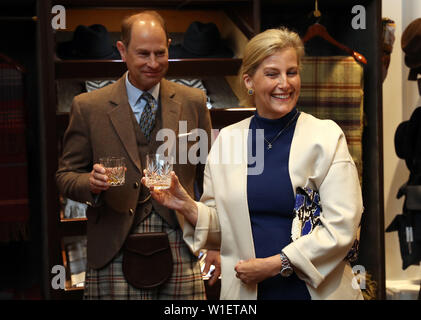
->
[
  {"left": 401, "top": 18, "right": 421, "bottom": 80},
  {"left": 394, "top": 106, "right": 421, "bottom": 171},
  {"left": 382, "top": 18, "right": 396, "bottom": 82},
  {"left": 56, "top": 24, "right": 121, "bottom": 60},
  {"left": 169, "top": 21, "right": 233, "bottom": 59}
]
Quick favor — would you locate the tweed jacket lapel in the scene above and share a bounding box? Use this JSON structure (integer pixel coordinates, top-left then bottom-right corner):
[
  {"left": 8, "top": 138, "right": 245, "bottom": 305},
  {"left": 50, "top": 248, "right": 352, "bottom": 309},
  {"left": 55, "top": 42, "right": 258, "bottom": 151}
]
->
[
  {"left": 160, "top": 79, "right": 181, "bottom": 139},
  {"left": 107, "top": 74, "right": 141, "bottom": 173}
]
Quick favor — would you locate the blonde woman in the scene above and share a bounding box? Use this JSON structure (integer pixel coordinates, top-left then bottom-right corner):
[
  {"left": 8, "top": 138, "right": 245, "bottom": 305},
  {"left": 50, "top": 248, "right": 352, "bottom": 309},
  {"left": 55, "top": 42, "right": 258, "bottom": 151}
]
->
[{"left": 143, "top": 27, "right": 363, "bottom": 300}]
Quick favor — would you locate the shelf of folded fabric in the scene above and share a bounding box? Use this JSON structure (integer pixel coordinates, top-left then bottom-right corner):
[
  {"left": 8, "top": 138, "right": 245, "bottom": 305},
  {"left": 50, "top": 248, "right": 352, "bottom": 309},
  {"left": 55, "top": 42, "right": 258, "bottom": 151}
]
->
[
  {"left": 55, "top": 58, "right": 243, "bottom": 79},
  {"left": 58, "top": 198, "right": 87, "bottom": 237},
  {"left": 60, "top": 210, "right": 87, "bottom": 223},
  {"left": 61, "top": 236, "right": 87, "bottom": 295},
  {"left": 59, "top": 196, "right": 88, "bottom": 223}
]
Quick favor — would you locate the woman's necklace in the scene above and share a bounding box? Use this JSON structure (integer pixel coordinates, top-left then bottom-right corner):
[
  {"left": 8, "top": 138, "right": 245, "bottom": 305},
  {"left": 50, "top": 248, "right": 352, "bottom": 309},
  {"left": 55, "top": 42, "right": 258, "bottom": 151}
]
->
[{"left": 254, "top": 111, "right": 299, "bottom": 150}]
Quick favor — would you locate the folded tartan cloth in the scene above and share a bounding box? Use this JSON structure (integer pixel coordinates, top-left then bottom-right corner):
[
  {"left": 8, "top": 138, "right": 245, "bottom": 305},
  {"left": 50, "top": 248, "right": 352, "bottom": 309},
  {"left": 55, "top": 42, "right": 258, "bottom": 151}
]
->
[
  {"left": 0, "top": 62, "right": 29, "bottom": 242},
  {"left": 298, "top": 56, "right": 364, "bottom": 182}
]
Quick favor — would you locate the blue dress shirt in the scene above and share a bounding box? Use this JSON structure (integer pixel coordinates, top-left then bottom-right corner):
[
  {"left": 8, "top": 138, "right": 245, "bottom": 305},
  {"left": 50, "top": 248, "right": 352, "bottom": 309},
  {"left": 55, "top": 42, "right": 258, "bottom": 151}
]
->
[{"left": 125, "top": 72, "right": 160, "bottom": 123}]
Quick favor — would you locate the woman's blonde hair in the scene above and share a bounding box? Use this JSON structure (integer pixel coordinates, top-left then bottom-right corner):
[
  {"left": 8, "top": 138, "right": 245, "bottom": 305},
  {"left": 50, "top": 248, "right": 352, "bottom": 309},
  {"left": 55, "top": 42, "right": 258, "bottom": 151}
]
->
[{"left": 238, "top": 27, "right": 305, "bottom": 107}]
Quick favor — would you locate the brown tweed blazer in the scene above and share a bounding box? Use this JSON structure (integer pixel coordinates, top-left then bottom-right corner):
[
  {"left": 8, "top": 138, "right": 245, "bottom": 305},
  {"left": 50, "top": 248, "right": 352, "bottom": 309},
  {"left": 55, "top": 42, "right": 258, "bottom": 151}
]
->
[{"left": 56, "top": 74, "right": 212, "bottom": 269}]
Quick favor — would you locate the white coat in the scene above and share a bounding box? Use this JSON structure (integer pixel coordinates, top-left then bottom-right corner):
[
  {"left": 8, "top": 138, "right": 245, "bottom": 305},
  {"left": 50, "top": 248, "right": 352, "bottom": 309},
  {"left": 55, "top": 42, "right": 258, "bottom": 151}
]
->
[{"left": 183, "top": 112, "right": 364, "bottom": 300}]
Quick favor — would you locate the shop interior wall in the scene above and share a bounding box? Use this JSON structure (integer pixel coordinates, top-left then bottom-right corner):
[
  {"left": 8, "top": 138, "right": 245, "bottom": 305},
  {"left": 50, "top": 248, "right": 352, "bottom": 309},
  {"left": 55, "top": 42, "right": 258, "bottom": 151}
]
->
[{"left": 382, "top": 0, "right": 421, "bottom": 281}]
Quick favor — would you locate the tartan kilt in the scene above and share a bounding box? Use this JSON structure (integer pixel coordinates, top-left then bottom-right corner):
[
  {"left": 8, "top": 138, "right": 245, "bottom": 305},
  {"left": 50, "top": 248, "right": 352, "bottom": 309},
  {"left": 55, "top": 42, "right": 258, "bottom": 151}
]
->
[{"left": 84, "top": 209, "right": 206, "bottom": 300}]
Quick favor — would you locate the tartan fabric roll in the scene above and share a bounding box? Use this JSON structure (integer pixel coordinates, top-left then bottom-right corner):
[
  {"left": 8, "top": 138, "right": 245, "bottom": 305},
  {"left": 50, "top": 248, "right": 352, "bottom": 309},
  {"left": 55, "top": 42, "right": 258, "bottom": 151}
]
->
[
  {"left": 83, "top": 210, "right": 206, "bottom": 300},
  {"left": 298, "top": 56, "right": 364, "bottom": 181},
  {"left": 0, "top": 62, "right": 29, "bottom": 242}
]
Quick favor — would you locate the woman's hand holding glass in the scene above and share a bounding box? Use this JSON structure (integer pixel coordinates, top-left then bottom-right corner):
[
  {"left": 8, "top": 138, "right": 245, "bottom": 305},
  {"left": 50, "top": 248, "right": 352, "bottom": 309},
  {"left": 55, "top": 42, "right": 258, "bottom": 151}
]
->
[{"left": 141, "top": 171, "right": 199, "bottom": 226}]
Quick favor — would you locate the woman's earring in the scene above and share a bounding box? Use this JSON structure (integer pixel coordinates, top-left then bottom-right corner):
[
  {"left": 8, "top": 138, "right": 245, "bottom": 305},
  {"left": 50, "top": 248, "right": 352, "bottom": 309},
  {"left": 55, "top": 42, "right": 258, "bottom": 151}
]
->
[{"left": 247, "top": 88, "right": 254, "bottom": 96}]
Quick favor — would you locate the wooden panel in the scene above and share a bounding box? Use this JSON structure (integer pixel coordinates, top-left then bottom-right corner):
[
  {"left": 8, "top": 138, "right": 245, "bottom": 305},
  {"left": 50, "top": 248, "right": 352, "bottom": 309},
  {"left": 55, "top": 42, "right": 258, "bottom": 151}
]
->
[
  {"left": 357, "top": 0, "right": 385, "bottom": 300},
  {"left": 210, "top": 108, "right": 255, "bottom": 129},
  {"left": 63, "top": 8, "right": 229, "bottom": 32},
  {"left": 55, "top": 58, "right": 242, "bottom": 79},
  {"left": 168, "top": 59, "right": 242, "bottom": 77},
  {"left": 53, "top": 0, "right": 251, "bottom": 8},
  {"left": 38, "top": 0, "right": 62, "bottom": 300},
  {"left": 58, "top": 107, "right": 255, "bottom": 131}
]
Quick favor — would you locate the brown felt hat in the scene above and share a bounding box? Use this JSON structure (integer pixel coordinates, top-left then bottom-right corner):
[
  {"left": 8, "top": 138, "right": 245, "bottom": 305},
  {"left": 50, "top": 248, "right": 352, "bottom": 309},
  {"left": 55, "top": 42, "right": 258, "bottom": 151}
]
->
[
  {"left": 402, "top": 18, "right": 421, "bottom": 80},
  {"left": 394, "top": 106, "right": 421, "bottom": 171}
]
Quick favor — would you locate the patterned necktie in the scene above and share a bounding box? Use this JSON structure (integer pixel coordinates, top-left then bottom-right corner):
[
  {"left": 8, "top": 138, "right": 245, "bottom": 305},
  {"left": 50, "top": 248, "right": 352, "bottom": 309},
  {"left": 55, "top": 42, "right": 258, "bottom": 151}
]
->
[{"left": 139, "top": 92, "right": 157, "bottom": 141}]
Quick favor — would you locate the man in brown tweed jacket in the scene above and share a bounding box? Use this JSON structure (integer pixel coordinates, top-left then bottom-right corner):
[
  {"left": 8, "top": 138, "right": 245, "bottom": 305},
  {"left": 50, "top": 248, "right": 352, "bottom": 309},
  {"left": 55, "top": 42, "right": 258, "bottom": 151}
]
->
[{"left": 56, "top": 11, "right": 220, "bottom": 299}]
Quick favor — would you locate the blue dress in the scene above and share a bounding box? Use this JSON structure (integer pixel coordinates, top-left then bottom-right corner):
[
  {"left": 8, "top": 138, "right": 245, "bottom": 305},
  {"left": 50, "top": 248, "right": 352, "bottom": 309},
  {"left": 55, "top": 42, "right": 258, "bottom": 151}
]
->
[{"left": 247, "top": 108, "right": 311, "bottom": 300}]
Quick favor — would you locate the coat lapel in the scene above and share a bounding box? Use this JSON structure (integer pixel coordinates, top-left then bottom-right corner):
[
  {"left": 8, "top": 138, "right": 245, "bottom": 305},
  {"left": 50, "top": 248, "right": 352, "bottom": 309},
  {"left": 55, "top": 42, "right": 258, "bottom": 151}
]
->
[
  {"left": 108, "top": 75, "right": 141, "bottom": 173},
  {"left": 159, "top": 79, "right": 183, "bottom": 226},
  {"left": 160, "top": 79, "right": 181, "bottom": 138}
]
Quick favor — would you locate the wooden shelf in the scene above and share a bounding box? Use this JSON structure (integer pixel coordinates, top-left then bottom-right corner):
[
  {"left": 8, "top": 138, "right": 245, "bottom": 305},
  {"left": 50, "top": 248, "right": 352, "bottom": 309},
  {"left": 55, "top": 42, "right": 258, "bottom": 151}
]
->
[
  {"left": 60, "top": 209, "right": 87, "bottom": 223},
  {"left": 59, "top": 209, "right": 87, "bottom": 236},
  {"left": 168, "top": 59, "right": 242, "bottom": 77},
  {"left": 52, "top": 0, "right": 252, "bottom": 8},
  {"left": 209, "top": 107, "right": 255, "bottom": 129},
  {"left": 60, "top": 217, "right": 87, "bottom": 223},
  {"left": 61, "top": 237, "right": 86, "bottom": 293},
  {"left": 57, "top": 107, "right": 255, "bottom": 131},
  {"left": 55, "top": 58, "right": 242, "bottom": 79}
]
